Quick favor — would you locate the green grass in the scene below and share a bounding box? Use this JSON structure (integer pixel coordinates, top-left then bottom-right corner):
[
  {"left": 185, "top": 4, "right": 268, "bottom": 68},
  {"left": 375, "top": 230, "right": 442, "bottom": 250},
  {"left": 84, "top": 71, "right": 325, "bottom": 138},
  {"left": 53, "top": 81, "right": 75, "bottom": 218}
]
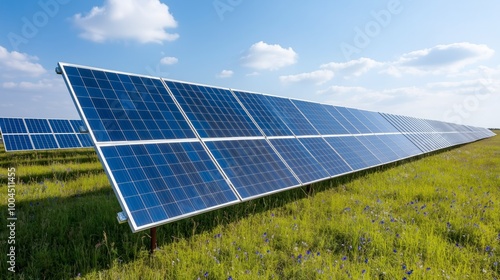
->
[{"left": 1, "top": 133, "right": 499, "bottom": 279}]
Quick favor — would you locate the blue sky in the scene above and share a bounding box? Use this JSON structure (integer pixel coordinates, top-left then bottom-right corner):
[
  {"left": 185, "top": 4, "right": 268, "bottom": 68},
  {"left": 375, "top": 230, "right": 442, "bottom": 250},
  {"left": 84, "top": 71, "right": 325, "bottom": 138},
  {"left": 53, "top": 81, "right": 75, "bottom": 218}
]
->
[{"left": 0, "top": 0, "right": 499, "bottom": 128}]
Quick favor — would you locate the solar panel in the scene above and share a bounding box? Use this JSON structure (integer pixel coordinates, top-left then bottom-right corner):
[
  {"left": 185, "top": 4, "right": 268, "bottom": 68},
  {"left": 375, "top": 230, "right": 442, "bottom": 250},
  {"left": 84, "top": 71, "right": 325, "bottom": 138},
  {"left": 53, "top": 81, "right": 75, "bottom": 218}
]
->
[
  {"left": 324, "top": 136, "right": 381, "bottom": 170},
  {"left": 232, "top": 90, "right": 294, "bottom": 137},
  {"left": 2, "top": 134, "right": 32, "bottom": 151},
  {"left": 165, "top": 81, "right": 262, "bottom": 138},
  {"left": 335, "top": 107, "right": 372, "bottom": 134},
  {"left": 290, "top": 99, "right": 349, "bottom": 135},
  {"left": 31, "top": 134, "right": 59, "bottom": 150},
  {"left": 264, "top": 95, "right": 319, "bottom": 136},
  {"left": 25, "top": 118, "right": 52, "bottom": 133},
  {"left": 100, "top": 141, "right": 239, "bottom": 230},
  {"left": 64, "top": 66, "right": 196, "bottom": 142},
  {"left": 205, "top": 139, "right": 300, "bottom": 200},
  {"left": 297, "top": 137, "right": 352, "bottom": 176},
  {"left": 0, "top": 117, "right": 94, "bottom": 152},
  {"left": 269, "top": 138, "right": 330, "bottom": 184},
  {"left": 57, "top": 62, "right": 495, "bottom": 233},
  {"left": 0, "top": 118, "right": 27, "bottom": 133}
]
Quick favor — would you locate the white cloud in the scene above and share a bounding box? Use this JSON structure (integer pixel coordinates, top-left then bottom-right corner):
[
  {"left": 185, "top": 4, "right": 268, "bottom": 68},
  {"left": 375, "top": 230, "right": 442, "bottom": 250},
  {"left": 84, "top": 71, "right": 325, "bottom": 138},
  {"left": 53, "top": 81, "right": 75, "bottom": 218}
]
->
[
  {"left": 217, "top": 69, "right": 234, "bottom": 78},
  {"left": 279, "top": 70, "right": 334, "bottom": 85},
  {"left": 317, "top": 85, "right": 369, "bottom": 95},
  {"left": 0, "top": 45, "right": 46, "bottom": 78},
  {"left": 241, "top": 41, "right": 298, "bottom": 71},
  {"left": 1, "top": 78, "right": 65, "bottom": 90},
  {"left": 320, "top": 57, "right": 382, "bottom": 79},
  {"left": 386, "top": 42, "right": 494, "bottom": 76},
  {"left": 73, "top": 0, "right": 179, "bottom": 44},
  {"left": 160, "top": 56, "right": 178, "bottom": 65},
  {"left": 246, "top": 71, "right": 260, "bottom": 77}
]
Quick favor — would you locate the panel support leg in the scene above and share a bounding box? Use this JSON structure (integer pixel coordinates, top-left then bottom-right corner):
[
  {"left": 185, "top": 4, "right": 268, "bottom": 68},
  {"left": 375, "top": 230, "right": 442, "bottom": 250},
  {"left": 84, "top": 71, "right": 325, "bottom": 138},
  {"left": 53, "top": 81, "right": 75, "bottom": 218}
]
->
[{"left": 150, "top": 227, "right": 157, "bottom": 254}]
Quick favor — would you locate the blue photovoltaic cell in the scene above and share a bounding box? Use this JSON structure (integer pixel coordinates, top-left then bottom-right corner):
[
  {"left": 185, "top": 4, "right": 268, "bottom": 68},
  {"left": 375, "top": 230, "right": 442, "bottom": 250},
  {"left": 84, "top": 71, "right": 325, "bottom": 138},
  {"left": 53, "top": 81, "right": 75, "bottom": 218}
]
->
[
  {"left": 165, "top": 81, "right": 262, "bottom": 138},
  {"left": 291, "top": 99, "right": 349, "bottom": 135},
  {"left": 356, "top": 135, "right": 399, "bottom": 163},
  {"left": 25, "top": 119, "right": 52, "bottom": 133},
  {"left": 322, "top": 106, "right": 359, "bottom": 134},
  {"left": 0, "top": 118, "right": 27, "bottom": 134},
  {"left": 70, "top": 119, "right": 86, "bottom": 133},
  {"left": 349, "top": 109, "right": 384, "bottom": 133},
  {"left": 78, "top": 133, "right": 94, "bottom": 147},
  {"left": 335, "top": 107, "right": 372, "bottom": 134},
  {"left": 377, "top": 134, "right": 422, "bottom": 158},
  {"left": 232, "top": 90, "right": 294, "bottom": 136},
  {"left": 205, "top": 139, "right": 300, "bottom": 199},
  {"left": 324, "top": 136, "right": 381, "bottom": 170},
  {"left": 63, "top": 65, "right": 196, "bottom": 142},
  {"left": 3, "top": 135, "right": 32, "bottom": 151},
  {"left": 31, "top": 134, "right": 59, "bottom": 150},
  {"left": 100, "top": 142, "right": 239, "bottom": 228},
  {"left": 297, "top": 137, "right": 352, "bottom": 177},
  {"left": 264, "top": 95, "right": 319, "bottom": 136},
  {"left": 49, "top": 119, "right": 75, "bottom": 133},
  {"left": 55, "top": 134, "right": 81, "bottom": 148},
  {"left": 269, "top": 138, "right": 330, "bottom": 184}
]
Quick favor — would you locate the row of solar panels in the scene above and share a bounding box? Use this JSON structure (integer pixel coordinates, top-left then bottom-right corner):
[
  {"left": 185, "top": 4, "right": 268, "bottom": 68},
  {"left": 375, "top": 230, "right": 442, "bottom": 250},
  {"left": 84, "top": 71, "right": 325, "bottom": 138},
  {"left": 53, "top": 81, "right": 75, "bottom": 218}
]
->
[
  {"left": 0, "top": 118, "right": 93, "bottom": 151},
  {"left": 56, "top": 62, "right": 494, "bottom": 232}
]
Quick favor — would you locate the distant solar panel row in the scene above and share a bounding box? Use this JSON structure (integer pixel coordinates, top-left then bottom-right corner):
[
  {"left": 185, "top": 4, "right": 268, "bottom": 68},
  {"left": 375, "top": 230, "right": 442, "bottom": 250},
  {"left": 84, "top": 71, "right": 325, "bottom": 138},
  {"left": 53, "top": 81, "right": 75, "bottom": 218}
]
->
[
  {"left": 57, "top": 62, "right": 495, "bottom": 232},
  {"left": 0, "top": 118, "right": 93, "bottom": 151}
]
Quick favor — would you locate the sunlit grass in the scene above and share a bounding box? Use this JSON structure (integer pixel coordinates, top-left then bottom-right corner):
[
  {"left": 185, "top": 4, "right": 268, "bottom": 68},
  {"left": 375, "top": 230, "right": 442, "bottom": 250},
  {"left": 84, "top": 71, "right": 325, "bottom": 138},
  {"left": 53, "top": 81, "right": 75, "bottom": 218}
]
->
[{"left": 0, "top": 132, "right": 498, "bottom": 279}]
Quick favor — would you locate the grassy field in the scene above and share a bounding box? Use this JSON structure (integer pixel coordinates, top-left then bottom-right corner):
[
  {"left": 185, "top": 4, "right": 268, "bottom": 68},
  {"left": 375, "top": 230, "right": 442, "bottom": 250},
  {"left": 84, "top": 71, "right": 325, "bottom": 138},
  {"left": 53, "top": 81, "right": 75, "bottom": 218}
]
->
[{"left": 1, "top": 132, "right": 499, "bottom": 279}]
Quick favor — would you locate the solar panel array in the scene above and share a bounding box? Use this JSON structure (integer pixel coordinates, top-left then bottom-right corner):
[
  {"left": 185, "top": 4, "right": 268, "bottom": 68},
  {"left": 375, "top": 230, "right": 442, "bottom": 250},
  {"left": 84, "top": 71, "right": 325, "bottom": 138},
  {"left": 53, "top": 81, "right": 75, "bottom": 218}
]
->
[
  {"left": 0, "top": 118, "right": 93, "bottom": 152},
  {"left": 58, "top": 62, "right": 495, "bottom": 232}
]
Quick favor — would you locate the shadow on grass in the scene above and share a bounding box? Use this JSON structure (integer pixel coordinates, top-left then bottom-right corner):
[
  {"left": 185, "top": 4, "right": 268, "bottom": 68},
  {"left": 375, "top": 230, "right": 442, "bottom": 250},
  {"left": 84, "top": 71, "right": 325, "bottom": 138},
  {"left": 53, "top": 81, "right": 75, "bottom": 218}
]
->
[{"left": 0, "top": 142, "right": 477, "bottom": 279}]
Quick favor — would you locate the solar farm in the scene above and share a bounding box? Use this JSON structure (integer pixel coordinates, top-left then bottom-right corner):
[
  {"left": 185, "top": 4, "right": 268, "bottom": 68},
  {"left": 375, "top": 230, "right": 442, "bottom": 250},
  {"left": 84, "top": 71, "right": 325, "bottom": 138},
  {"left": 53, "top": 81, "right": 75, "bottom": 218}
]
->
[{"left": 0, "top": 63, "right": 498, "bottom": 279}]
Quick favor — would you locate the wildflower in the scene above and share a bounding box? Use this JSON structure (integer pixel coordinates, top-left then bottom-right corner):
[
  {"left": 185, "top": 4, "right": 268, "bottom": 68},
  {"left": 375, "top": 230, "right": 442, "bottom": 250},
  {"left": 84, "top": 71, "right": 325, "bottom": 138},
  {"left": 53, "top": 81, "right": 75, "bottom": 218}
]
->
[
  {"left": 426, "top": 267, "right": 431, "bottom": 271},
  {"left": 362, "top": 269, "right": 366, "bottom": 274},
  {"left": 204, "top": 272, "right": 209, "bottom": 277},
  {"left": 393, "top": 249, "right": 397, "bottom": 253},
  {"left": 263, "top": 232, "right": 267, "bottom": 237},
  {"left": 306, "top": 250, "right": 311, "bottom": 255},
  {"left": 406, "top": 270, "right": 413, "bottom": 275},
  {"left": 228, "top": 277, "right": 233, "bottom": 280},
  {"left": 364, "top": 258, "right": 368, "bottom": 263},
  {"left": 485, "top": 246, "right": 491, "bottom": 252},
  {"left": 402, "top": 264, "right": 406, "bottom": 270},
  {"left": 317, "top": 252, "right": 320, "bottom": 256},
  {"left": 342, "top": 256, "right": 347, "bottom": 261}
]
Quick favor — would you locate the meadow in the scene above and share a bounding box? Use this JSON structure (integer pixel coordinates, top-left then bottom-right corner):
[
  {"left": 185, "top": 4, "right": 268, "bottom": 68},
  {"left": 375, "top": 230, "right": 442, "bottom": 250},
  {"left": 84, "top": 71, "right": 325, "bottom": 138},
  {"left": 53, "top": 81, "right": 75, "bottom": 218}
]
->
[{"left": 0, "top": 132, "right": 499, "bottom": 279}]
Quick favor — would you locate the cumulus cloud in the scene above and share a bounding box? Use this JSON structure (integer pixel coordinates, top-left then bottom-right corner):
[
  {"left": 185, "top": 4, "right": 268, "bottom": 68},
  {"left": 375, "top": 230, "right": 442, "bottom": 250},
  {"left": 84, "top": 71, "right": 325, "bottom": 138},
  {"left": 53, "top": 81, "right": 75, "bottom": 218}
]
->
[
  {"left": 279, "top": 70, "right": 334, "bottom": 85},
  {"left": 73, "top": 0, "right": 179, "bottom": 43},
  {"left": 160, "top": 56, "right": 178, "bottom": 65},
  {"left": 320, "top": 57, "right": 382, "bottom": 78},
  {"left": 216, "top": 69, "right": 234, "bottom": 78},
  {"left": 0, "top": 45, "right": 46, "bottom": 78},
  {"left": 241, "top": 41, "right": 298, "bottom": 71},
  {"left": 386, "top": 42, "right": 494, "bottom": 76}
]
